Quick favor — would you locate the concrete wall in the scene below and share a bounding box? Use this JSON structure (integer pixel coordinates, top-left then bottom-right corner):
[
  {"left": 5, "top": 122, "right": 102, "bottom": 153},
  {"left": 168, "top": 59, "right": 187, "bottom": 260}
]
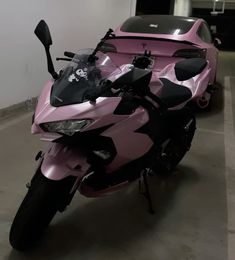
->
[{"left": 0, "top": 0, "right": 136, "bottom": 109}]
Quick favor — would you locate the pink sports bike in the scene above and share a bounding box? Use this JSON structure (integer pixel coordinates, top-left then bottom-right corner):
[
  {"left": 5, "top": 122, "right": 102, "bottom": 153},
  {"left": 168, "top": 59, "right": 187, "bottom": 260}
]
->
[{"left": 10, "top": 20, "right": 206, "bottom": 250}]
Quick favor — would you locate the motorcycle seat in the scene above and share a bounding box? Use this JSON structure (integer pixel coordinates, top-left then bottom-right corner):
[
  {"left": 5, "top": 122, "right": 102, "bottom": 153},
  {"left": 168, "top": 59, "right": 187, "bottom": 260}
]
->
[
  {"left": 159, "top": 78, "right": 192, "bottom": 108},
  {"left": 174, "top": 58, "right": 207, "bottom": 81}
]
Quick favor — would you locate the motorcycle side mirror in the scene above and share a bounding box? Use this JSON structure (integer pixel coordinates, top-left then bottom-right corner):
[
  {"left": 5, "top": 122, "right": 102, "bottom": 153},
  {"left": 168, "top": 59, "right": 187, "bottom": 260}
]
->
[
  {"left": 213, "top": 37, "right": 222, "bottom": 48},
  {"left": 34, "top": 20, "right": 52, "bottom": 47},
  {"left": 34, "top": 20, "right": 58, "bottom": 79}
]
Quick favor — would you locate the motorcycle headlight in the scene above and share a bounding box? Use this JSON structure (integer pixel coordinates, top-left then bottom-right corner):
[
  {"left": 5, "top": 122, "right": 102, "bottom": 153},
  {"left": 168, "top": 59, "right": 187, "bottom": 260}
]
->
[{"left": 40, "top": 119, "right": 93, "bottom": 136}]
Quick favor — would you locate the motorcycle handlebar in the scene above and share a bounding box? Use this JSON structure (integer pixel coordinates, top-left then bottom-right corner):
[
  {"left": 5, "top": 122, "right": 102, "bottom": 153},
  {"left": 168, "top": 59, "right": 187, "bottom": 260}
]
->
[
  {"left": 56, "top": 57, "right": 72, "bottom": 61},
  {"left": 86, "top": 81, "right": 113, "bottom": 102},
  {"left": 86, "top": 79, "right": 166, "bottom": 109}
]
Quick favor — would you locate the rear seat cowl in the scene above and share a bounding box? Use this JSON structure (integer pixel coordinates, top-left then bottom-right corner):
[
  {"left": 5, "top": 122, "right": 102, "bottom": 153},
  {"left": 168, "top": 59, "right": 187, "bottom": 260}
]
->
[{"left": 174, "top": 58, "right": 207, "bottom": 81}]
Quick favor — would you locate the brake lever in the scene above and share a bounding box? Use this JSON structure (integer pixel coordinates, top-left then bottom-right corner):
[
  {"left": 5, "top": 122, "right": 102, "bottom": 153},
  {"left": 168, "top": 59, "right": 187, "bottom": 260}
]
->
[{"left": 56, "top": 57, "right": 72, "bottom": 61}]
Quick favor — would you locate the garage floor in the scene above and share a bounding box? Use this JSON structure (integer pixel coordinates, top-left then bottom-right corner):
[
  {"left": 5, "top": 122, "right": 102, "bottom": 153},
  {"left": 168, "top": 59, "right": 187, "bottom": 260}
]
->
[{"left": 0, "top": 52, "right": 235, "bottom": 260}]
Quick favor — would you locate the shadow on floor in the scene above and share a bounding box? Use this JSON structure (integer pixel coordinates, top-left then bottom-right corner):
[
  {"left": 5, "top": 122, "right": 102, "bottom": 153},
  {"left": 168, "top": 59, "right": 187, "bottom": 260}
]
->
[{"left": 6, "top": 165, "right": 199, "bottom": 260}]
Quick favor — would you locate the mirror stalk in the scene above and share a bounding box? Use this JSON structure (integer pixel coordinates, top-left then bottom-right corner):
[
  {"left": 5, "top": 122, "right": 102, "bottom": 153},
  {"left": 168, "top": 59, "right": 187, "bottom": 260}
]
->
[
  {"left": 34, "top": 20, "right": 58, "bottom": 80},
  {"left": 45, "top": 47, "right": 58, "bottom": 80}
]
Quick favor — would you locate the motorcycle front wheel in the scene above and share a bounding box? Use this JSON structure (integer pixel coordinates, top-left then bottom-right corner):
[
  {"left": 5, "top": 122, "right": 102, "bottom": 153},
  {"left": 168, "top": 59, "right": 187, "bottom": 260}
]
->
[{"left": 9, "top": 169, "right": 76, "bottom": 251}]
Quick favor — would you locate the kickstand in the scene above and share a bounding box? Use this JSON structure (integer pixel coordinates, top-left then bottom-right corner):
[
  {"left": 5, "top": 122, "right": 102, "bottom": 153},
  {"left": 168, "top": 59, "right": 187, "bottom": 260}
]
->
[{"left": 139, "top": 169, "right": 155, "bottom": 214}]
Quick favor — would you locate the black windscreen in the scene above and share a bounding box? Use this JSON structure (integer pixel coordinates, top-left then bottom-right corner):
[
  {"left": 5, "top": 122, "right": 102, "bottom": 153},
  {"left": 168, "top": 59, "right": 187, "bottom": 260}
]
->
[
  {"left": 50, "top": 66, "right": 101, "bottom": 107},
  {"left": 120, "top": 15, "right": 197, "bottom": 35}
]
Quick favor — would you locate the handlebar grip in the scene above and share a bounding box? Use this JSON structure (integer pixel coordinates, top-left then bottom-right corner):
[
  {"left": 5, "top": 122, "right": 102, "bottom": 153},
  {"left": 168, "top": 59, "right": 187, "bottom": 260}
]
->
[{"left": 64, "top": 51, "right": 75, "bottom": 58}]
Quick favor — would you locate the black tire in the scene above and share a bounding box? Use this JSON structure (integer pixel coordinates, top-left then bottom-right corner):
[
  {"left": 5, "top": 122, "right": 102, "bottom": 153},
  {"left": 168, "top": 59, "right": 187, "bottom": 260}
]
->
[
  {"left": 153, "top": 115, "right": 196, "bottom": 176},
  {"left": 9, "top": 170, "right": 75, "bottom": 251}
]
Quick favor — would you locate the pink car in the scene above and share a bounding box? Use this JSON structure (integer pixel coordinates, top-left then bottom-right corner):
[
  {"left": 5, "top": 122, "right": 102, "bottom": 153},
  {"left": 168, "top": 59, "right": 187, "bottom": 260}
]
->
[{"left": 103, "top": 15, "right": 219, "bottom": 109}]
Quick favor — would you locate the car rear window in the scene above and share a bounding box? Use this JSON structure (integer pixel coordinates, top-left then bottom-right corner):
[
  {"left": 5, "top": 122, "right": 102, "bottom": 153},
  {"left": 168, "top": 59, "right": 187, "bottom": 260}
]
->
[{"left": 120, "top": 15, "right": 197, "bottom": 35}]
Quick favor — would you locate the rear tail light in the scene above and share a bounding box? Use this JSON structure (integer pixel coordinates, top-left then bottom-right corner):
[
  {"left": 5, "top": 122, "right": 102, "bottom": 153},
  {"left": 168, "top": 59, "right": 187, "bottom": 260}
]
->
[
  {"left": 99, "top": 43, "right": 117, "bottom": 53},
  {"left": 173, "top": 48, "right": 207, "bottom": 59}
]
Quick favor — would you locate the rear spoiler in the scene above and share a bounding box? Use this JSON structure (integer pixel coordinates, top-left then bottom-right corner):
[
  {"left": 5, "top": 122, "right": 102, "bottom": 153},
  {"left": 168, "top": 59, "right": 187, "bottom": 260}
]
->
[{"left": 107, "top": 35, "right": 198, "bottom": 47}]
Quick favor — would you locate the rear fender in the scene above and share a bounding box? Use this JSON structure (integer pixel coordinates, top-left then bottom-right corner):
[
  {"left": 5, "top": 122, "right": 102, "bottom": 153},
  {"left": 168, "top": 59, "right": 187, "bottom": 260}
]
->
[{"left": 40, "top": 143, "right": 90, "bottom": 181}]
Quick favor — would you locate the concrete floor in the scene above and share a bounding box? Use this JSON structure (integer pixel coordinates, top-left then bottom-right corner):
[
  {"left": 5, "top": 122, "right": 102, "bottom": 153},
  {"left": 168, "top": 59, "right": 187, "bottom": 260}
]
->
[{"left": 0, "top": 52, "right": 235, "bottom": 260}]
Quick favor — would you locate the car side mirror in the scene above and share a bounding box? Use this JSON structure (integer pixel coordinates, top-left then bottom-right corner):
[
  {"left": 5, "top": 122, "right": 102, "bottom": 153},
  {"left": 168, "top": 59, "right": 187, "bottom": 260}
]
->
[
  {"left": 214, "top": 37, "right": 222, "bottom": 48},
  {"left": 34, "top": 20, "right": 52, "bottom": 47}
]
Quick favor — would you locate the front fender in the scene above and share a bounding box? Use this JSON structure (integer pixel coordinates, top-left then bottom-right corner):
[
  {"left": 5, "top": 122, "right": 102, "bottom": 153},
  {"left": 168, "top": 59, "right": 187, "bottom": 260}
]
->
[{"left": 41, "top": 143, "right": 90, "bottom": 181}]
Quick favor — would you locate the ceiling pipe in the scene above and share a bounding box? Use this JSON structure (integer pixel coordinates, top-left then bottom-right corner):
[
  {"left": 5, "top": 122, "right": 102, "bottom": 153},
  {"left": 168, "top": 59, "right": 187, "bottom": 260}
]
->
[{"left": 211, "top": 0, "right": 226, "bottom": 15}]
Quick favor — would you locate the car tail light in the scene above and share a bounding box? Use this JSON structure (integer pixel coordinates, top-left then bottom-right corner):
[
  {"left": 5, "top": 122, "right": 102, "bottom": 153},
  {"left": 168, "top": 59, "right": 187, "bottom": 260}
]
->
[
  {"left": 99, "top": 43, "right": 117, "bottom": 53},
  {"left": 173, "top": 48, "right": 207, "bottom": 59}
]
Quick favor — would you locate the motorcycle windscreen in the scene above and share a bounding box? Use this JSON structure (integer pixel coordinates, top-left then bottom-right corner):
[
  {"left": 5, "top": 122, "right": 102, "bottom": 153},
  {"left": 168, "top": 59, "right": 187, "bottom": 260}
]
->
[{"left": 50, "top": 49, "right": 120, "bottom": 107}]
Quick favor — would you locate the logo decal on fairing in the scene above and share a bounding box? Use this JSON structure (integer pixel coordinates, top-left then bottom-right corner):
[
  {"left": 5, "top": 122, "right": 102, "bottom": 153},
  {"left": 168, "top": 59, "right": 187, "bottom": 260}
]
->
[{"left": 68, "top": 68, "right": 88, "bottom": 82}]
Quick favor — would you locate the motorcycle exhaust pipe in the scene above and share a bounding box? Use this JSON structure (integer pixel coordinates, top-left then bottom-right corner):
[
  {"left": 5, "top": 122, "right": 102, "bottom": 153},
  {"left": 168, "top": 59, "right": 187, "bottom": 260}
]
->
[{"left": 196, "top": 92, "right": 211, "bottom": 109}]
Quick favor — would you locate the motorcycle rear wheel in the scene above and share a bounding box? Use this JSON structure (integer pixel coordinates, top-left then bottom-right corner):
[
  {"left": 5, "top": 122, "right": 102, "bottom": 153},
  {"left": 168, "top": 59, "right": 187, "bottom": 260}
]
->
[
  {"left": 153, "top": 116, "right": 196, "bottom": 176},
  {"left": 9, "top": 170, "right": 75, "bottom": 251}
]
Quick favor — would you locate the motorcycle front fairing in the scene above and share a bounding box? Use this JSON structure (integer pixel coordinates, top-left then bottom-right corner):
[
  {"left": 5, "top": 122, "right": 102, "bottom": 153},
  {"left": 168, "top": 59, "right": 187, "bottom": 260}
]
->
[
  {"left": 32, "top": 49, "right": 128, "bottom": 138},
  {"left": 32, "top": 49, "right": 153, "bottom": 183}
]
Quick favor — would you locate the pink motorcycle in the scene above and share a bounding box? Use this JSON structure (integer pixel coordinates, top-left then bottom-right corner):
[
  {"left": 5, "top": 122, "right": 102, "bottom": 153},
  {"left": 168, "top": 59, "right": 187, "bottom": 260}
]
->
[{"left": 10, "top": 20, "right": 203, "bottom": 250}]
